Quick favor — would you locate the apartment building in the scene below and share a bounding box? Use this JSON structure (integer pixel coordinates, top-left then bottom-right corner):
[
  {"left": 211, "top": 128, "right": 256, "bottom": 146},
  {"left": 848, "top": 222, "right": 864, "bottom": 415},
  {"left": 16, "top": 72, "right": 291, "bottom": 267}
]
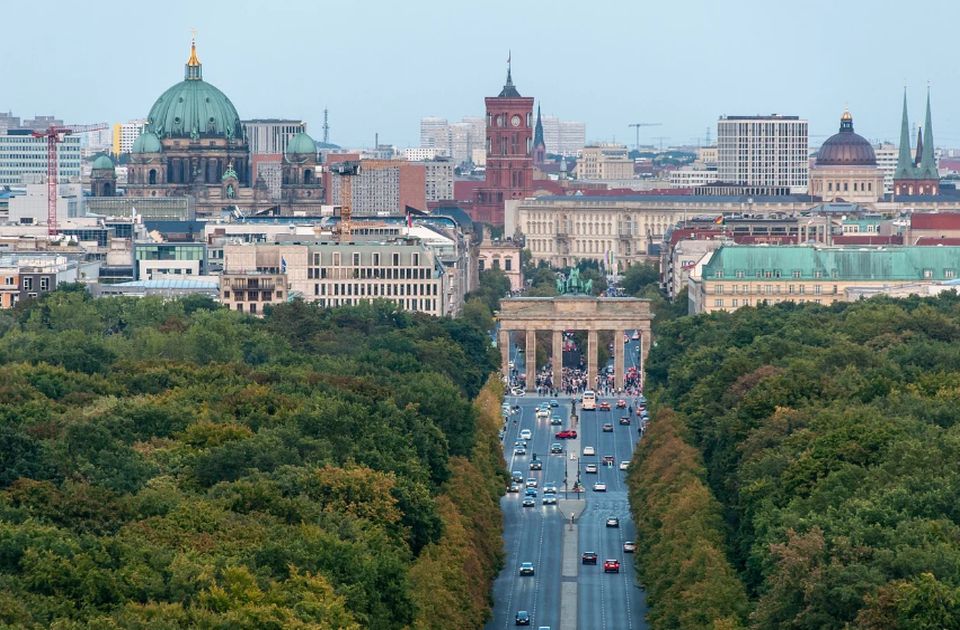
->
[{"left": 717, "top": 115, "right": 808, "bottom": 194}]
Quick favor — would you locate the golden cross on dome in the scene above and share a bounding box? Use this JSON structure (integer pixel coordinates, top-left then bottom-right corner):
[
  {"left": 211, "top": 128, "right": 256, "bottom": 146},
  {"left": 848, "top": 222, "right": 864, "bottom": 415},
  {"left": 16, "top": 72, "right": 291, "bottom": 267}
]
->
[{"left": 187, "top": 28, "right": 200, "bottom": 67}]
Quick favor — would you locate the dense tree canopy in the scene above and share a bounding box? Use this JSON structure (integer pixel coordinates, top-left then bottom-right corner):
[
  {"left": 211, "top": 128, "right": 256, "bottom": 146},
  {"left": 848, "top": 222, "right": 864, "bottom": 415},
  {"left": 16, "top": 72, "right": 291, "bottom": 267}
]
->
[
  {"left": 632, "top": 293, "right": 960, "bottom": 628},
  {"left": 0, "top": 291, "right": 502, "bottom": 629}
]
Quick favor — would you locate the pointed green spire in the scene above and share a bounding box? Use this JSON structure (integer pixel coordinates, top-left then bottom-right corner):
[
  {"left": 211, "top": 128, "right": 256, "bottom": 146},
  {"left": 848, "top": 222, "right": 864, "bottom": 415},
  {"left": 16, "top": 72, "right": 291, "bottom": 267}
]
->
[
  {"left": 919, "top": 87, "right": 937, "bottom": 179},
  {"left": 895, "top": 89, "right": 917, "bottom": 179},
  {"left": 534, "top": 104, "right": 545, "bottom": 148}
]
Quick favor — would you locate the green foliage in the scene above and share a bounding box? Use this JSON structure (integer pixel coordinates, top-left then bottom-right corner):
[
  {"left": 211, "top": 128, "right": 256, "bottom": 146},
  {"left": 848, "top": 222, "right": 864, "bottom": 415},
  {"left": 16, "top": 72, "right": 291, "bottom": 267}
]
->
[
  {"left": 0, "top": 290, "right": 499, "bottom": 628},
  {"left": 622, "top": 260, "right": 660, "bottom": 295},
  {"left": 639, "top": 293, "right": 960, "bottom": 628}
]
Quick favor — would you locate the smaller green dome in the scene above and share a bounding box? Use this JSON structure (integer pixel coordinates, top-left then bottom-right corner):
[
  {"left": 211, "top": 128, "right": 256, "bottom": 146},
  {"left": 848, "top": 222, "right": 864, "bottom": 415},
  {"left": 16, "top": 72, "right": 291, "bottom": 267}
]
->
[
  {"left": 286, "top": 131, "right": 317, "bottom": 157},
  {"left": 132, "top": 131, "right": 162, "bottom": 154},
  {"left": 92, "top": 154, "right": 114, "bottom": 170}
]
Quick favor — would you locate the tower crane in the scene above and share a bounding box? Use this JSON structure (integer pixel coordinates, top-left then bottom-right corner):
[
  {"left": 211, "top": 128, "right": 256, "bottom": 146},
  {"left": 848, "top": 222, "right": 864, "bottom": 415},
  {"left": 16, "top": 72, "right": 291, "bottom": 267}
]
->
[
  {"left": 32, "top": 123, "right": 108, "bottom": 235},
  {"left": 628, "top": 122, "right": 662, "bottom": 150},
  {"left": 333, "top": 161, "right": 360, "bottom": 240}
]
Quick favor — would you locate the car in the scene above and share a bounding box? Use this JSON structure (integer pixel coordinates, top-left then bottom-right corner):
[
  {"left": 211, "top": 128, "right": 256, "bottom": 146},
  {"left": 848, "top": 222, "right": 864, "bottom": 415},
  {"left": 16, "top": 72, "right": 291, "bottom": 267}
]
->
[
  {"left": 529, "top": 460, "right": 542, "bottom": 471},
  {"left": 519, "top": 562, "right": 535, "bottom": 576},
  {"left": 543, "top": 483, "right": 558, "bottom": 494},
  {"left": 550, "top": 415, "right": 562, "bottom": 425},
  {"left": 515, "top": 610, "right": 531, "bottom": 625},
  {"left": 585, "top": 463, "right": 598, "bottom": 474},
  {"left": 524, "top": 487, "right": 537, "bottom": 497},
  {"left": 619, "top": 416, "right": 631, "bottom": 425},
  {"left": 508, "top": 483, "right": 521, "bottom": 493},
  {"left": 519, "top": 429, "right": 532, "bottom": 440},
  {"left": 616, "top": 399, "right": 627, "bottom": 408},
  {"left": 602, "top": 455, "right": 615, "bottom": 464},
  {"left": 623, "top": 541, "right": 637, "bottom": 553},
  {"left": 632, "top": 331, "right": 640, "bottom": 340},
  {"left": 542, "top": 493, "right": 557, "bottom": 505},
  {"left": 536, "top": 408, "right": 550, "bottom": 420},
  {"left": 583, "top": 446, "right": 596, "bottom": 456},
  {"left": 512, "top": 471, "right": 524, "bottom": 482},
  {"left": 550, "top": 442, "right": 563, "bottom": 454},
  {"left": 549, "top": 399, "right": 559, "bottom": 407},
  {"left": 598, "top": 402, "right": 611, "bottom": 411},
  {"left": 603, "top": 559, "right": 621, "bottom": 573},
  {"left": 593, "top": 482, "right": 607, "bottom": 492},
  {"left": 511, "top": 387, "right": 525, "bottom": 397},
  {"left": 602, "top": 423, "right": 614, "bottom": 432},
  {"left": 514, "top": 440, "right": 527, "bottom": 448},
  {"left": 514, "top": 446, "right": 527, "bottom": 456},
  {"left": 619, "top": 461, "right": 630, "bottom": 471},
  {"left": 556, "top": 429, "right": 577, "bottom": 439},
  {"left": 606, "top": 517, "right": 620, "bottom": 528},
  {"left": 522, "top": 497, "right": 536, "bottom": 508},
  {"left": 581, "top": 552, "right": 598, "bottom": 565},
  {"left": 526, "top": 478, "right": 538, "bottom": 488}
]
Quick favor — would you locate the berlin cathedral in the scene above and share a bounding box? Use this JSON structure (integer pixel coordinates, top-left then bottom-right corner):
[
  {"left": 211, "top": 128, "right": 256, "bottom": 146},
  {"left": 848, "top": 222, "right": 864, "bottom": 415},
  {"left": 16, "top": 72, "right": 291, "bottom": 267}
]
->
[{"left": 101, "top": 40, "right": 324, "bottom": 216}]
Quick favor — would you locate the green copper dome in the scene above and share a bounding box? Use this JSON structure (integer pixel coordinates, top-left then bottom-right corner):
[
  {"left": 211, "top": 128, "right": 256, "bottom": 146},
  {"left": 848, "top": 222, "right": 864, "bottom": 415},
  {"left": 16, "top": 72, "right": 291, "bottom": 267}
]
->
[
  {"left": 144, "top": 41, "right": 242, "bottom": 140},
  {"left": 131, "top": 130, "right": 162, "bottom": 154},
  {"left": 285, "top": 131, "right": 317, "bottom": 157},
  {"left": 91, "top": 154, "right": 114, "bottom": 170}
]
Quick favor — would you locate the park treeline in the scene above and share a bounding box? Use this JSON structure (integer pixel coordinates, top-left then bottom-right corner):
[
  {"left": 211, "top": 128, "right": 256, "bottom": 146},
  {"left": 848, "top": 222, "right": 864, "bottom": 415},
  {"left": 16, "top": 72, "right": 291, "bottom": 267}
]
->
[
  {"left": 0, "top": 288, "right": 504, "bottom": 629},
  {"left": 630, "top": 293, "right": 960, "bottom": 629}
]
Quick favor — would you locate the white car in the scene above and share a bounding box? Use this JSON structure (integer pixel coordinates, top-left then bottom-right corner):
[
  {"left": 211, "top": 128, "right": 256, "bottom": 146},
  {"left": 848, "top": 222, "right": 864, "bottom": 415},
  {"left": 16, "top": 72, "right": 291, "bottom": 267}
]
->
[
  {"left": 542, "top": 494, "right": 557, "bottom": 505},
  {"left": 619, "top": 461, "right": 630, "bottom": 471},
  {"left": 511, "top": 387, "right": 525, "bottom": 397},
  {"left": 526, "top": 478, "right": 538, "bottom": 488},
  {"left": 585, "top": 463, "right": 598, "bottom": 474},
  {"left": 520, "top": 429, "right": 532, "bottom": 440},
  {"left": 593, "top": 482, "right": 607, "bottom": 492},
  {"left": 583, "top": 446, "right": 596, "bottom": 456}
]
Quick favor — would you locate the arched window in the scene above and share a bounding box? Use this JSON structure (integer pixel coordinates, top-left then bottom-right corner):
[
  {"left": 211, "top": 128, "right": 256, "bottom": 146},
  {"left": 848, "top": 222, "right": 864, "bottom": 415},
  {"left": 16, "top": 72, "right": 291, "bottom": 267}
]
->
[
  {"left": 149, "top": 169, "right": 157, "bottom": 185},
  {"left": 304, "top": 169, "right": 313, "bottom": 184}
]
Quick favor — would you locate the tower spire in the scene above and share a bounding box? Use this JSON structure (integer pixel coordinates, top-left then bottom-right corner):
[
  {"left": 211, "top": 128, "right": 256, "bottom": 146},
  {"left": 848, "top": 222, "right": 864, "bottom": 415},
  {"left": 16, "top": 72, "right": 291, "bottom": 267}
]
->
[
  {"left": 185, "top": 31, "right": 202, "bottom": 80},
  {"left": 919, "top": 86, "right": 937, "bottom": 179},
  {"left": 498, "top": 51, "right": 521, "bottom": 97},
  {"left": 534, "top": 104, "right": 545, "bottom": 148},
  {"left": 894, "top": 88, "right": 916, "bottom": 179}
]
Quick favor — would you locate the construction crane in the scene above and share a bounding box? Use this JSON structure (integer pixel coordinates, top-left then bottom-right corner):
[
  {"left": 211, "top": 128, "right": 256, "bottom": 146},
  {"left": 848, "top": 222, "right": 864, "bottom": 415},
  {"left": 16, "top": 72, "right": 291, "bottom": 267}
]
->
[
  {"left": 628, "top": 122, "right": 662, "bottom": 150},
  {"left": 31, "top": 123, "right": 108, "bottom": 235},
  {"left": 333, "top": 161, "right": 360, "bottom": 240}
]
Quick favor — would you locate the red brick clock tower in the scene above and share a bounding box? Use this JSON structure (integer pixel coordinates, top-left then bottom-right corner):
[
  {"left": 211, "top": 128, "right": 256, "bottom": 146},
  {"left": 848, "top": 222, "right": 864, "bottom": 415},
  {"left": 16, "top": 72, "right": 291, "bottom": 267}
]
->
[{"left": 473, "top": 58, "right": 535, "bottom": 226}]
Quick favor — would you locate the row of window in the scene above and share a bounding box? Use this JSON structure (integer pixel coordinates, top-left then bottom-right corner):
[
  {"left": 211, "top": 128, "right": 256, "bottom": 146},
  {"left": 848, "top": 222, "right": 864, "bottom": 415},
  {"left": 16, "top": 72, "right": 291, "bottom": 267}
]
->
[
  {"left": 313, "top": 297, "right": 438, "bottom": 312},
  {"left": 713, "top": 284, "right": 835, "bottom": 295},
  {"left": 314, "top": 252, "right": 423, "bottom": 267},
  {"left": 714, "top": 297, "right": 824, "bottom": 308},
  {"left": 307, "top": 266, "right": 431, "bottom": 280},
  {"left": 311, "top": 282, "right": 438, "bottom": 297},
  {"left": 715, "top": 268, "right": 956, "bottom": 280}
]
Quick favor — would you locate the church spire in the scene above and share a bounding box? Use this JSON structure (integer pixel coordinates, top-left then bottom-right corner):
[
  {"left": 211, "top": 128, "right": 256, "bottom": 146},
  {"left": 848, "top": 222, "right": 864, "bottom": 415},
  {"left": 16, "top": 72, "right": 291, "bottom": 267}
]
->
[
  {"left": 534, "top": 104, "right": 545, "bottom": 148},
  {"left": 919, "top": 87, "right": 937, "bottom": 179},
  {"left": 185, "top": 33, "right": 202, "bottom": 81},
  {"left": 895, "top": 88, "right": 916, "bottom": 179}
]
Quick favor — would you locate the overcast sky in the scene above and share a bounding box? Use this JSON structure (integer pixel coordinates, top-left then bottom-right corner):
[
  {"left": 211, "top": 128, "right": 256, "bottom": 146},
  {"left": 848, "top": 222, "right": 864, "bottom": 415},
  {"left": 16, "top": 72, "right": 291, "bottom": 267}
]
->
[{"left": 4, "top": 0, "right": 959, "bottom": 149}]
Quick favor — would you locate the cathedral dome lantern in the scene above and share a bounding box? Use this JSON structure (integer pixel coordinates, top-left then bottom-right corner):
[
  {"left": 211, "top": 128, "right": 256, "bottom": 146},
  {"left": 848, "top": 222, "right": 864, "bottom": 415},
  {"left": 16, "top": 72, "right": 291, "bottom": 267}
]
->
[{"left": 816, "top": 110, "right": 876, "bottom": 166}]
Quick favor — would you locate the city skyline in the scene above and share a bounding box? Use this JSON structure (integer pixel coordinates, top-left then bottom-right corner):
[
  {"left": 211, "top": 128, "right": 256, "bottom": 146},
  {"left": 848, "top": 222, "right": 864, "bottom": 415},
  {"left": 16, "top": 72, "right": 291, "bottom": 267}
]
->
[{"left": 3, "top": 0, "right": 960, "bottom": 150}]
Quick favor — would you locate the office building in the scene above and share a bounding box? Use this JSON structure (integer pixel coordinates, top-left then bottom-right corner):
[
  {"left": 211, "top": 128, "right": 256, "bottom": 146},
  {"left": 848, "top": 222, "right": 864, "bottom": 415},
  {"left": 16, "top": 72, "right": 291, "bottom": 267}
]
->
[
  {"left": 21, "top": 116, "right": 63, "bottom": 131},
  {"left": 422, "top": 158, "right": 455, "bottom": 202},
  {"left": 669, "top": 166, "right": 719, "bottom": 188},
  {"left": 132, "top": 241, "right": 208, "bottom": 280},
  {"left": 874, "top": 142, "right": 898, "bottom": 194},
  {"left": 327, "top": 158, "right": 426, "bottom": 214},
  {"left": 689, "top": 244, "right": 960, "bottom": 314},
  {"left": 575, "top": 144, "right": 634, "bottom": 180},
  {"left": 717, "top": 114, "right": 808, "bottom": 194},
  {"left": 542, "top": 116, "right": 586, "bottom": 155},
  {"left": 0, "top": 112, "right": 20, "bottom": 134},
  {"left": 242, "top": 119, "right": 307, "bottom": 156},
  {"left": 0, "top": 130, "right": 82, "bottom": 186},
  {"left": 403, "top": 147, "right": 440, "bottom": 162},
  {"left": 420, "top": 117, "right": 449, "bottom": 153},
  {"left": 112, "top": 119, "right": 148, "bottom": 156},
  {"left": 0, "top": 254, "right": 97, "bottom": 308}
]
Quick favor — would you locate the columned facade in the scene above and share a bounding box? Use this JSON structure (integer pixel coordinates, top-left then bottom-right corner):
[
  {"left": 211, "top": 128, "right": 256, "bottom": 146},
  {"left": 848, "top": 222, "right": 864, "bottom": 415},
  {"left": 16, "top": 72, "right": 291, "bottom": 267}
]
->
[{"left": 498, "top": 296, "right": 654, "bottom": 391}]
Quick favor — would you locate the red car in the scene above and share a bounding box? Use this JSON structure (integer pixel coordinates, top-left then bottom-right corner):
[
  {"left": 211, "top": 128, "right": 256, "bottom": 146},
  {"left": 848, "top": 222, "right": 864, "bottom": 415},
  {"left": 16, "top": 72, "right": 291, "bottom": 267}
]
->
[
  {"left": 616, "top": 399, "right": 627, "bottom": 409},
  {"left": 556, "top": 429, "right": 578, "bottom": 439},
  {"left": 598, "top": 402, "right": 611, "bottom": 411},
  {"left": 604, "top": 559, "right": 621, "bottom": 573}
]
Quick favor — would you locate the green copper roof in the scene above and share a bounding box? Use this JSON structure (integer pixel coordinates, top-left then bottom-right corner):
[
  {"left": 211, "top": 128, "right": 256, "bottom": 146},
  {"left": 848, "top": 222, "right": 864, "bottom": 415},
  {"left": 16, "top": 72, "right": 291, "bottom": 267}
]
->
[
  {"left": 534, "top": 104, "right": 545, "bottom": 148},
  {"left": 147, "top": 78, "right": 242, "bottom": 140},
  {"left": 703, "top": 245, "right": 960, "bottom": 282},
  {"left": 895, "top": 90, "right": 917, "bottom": 180},
  {"left": 131, "top": 130, "right": 162, "bottom": 154},
  {"left": 91, "top": 154, "right": 114, "bottom": 170},
  {"left": 222, "top": 164, "right": 238, "bottom": 181},
  {"left": 285, "top": 131, "right": 316, "bottom": 157},
  {"left": 918, "top": 89, "right": 938, "bottom": 179}
]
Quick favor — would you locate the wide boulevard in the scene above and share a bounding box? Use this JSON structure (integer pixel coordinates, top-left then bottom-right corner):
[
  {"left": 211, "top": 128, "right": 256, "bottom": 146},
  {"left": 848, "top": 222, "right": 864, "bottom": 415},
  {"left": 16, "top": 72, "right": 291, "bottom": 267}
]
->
[{"left": 486, "top": 344, "right": 649, "bottom": 630}]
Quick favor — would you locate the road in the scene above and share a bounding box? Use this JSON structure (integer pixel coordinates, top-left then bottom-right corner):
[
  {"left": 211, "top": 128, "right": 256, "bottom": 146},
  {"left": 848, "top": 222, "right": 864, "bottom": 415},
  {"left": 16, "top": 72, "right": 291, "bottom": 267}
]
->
[{"left": 487, "top": 338, "right": 648, "bottom": 629}]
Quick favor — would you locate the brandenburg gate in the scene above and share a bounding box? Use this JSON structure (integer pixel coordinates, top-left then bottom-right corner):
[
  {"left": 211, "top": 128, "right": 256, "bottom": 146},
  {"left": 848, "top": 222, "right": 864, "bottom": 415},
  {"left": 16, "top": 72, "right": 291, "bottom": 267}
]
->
[{"left": 497, "top": 296, "right": 654, "bottom": 391}]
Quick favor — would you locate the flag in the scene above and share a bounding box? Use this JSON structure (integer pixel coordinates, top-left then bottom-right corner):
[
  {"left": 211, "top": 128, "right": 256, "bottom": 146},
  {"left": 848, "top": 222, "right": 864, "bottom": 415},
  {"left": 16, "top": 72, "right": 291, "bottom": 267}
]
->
[
  {"left": 714, "top": 215, "right": 724, "bottom": 225},
  {"left": 407, "top": 211, "right": 412, "bottom": 228},
  {"left": 280, "top": 256, "right": 287, "bottom": 273}
]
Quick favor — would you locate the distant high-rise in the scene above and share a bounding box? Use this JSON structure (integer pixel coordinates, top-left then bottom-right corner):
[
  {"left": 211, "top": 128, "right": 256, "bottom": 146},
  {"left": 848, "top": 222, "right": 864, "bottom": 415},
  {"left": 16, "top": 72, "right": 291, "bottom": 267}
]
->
[
  {"left": 0, "top": 130, "right": 81, "bottom": 186},
  {"left": 717, "top": 114, "right": 808, "bottom": 194},
  {"left": 419, "top": 116, "right": 484, "bottom": 164},
  {"left": 541, "top": 116, "right": 585, "bottom": 155},
  {"left": 113, "top": 119, "right": 148, "bottom": 156}
]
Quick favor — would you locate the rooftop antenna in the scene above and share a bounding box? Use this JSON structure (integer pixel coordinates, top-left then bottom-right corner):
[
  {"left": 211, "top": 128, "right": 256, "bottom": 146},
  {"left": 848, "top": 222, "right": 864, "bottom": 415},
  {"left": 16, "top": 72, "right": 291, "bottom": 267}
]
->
[{"left": 322, "top": 107, "right": 329, "bottom": 144}]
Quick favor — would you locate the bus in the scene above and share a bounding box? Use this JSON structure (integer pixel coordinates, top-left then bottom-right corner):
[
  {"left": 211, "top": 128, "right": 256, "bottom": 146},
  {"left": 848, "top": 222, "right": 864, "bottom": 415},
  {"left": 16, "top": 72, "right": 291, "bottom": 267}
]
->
[{"left": 582, "top": 390, "right": 596, "bottom": 411}]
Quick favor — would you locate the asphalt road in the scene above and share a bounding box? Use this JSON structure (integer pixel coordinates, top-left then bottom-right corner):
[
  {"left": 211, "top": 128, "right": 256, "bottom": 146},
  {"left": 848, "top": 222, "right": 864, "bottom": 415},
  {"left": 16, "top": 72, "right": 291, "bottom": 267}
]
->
[{"left": 487, "top": 337, "right": 648, "bottom": 629}]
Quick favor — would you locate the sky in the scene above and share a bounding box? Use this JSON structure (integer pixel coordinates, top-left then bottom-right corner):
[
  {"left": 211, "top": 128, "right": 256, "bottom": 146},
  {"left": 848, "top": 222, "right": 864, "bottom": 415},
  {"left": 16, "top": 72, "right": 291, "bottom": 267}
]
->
[{"left": 4, "top": 0, "right": 960, "bottom": 150}]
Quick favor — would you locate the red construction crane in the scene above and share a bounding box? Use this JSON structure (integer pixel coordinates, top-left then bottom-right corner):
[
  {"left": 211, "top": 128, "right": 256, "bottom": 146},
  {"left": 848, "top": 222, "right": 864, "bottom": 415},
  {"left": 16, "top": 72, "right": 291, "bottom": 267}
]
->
[{"left": 31, "top": 124, "right": 107, "bottom": 235}]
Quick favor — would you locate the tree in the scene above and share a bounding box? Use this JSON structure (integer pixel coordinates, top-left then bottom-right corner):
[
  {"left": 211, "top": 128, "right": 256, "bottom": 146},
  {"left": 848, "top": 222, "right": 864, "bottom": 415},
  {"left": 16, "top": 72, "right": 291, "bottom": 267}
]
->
[{"left": 622, "top": 261, "right": 660, "bottom": 296}]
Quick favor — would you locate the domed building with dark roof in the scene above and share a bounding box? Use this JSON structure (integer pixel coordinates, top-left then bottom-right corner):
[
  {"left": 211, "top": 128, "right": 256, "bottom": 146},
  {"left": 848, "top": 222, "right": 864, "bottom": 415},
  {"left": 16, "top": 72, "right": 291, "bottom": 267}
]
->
[{"left": 809, "top": 110, "right": 884, "bottom": 203}]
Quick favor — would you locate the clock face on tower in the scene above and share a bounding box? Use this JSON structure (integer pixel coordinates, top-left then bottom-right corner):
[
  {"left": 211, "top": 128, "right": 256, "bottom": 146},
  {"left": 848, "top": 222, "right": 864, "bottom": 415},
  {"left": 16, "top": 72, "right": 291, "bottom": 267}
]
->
[{"left": 511, "top": 115, "right": 521, "bottom": 127}]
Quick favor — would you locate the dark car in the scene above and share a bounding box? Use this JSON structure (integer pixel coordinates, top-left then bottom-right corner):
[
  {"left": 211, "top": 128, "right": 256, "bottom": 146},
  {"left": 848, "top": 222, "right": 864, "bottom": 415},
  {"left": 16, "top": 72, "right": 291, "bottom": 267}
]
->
[
  {"left": 619, "top": 416, "right": 631, "bottom": 425},
  {"left": 581, "top": 552, "right": 598, "bottom": 565},
  {"left": 549, "top": 399, "right": 559, "bottom": 407},
  {"left": 550, "top": 442, "right": 563, "bottom": 454},
  {"left": 556, "top": 429, "right": 578, "bottom": 439},
  {"left": 529, "top": 461, "right": 542, "bottom": 471},
  {"left": 598, "top": 402, "right": 611, "bottom": 411},
  {"left": 516, "top": 610, "right": 531, "bottom": 625},
  {"left": 602, "top": 423, "right": 614, "bottom": 432},
  {"left": 616, "top": 399, "right": 627, "bottom": 408}
]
